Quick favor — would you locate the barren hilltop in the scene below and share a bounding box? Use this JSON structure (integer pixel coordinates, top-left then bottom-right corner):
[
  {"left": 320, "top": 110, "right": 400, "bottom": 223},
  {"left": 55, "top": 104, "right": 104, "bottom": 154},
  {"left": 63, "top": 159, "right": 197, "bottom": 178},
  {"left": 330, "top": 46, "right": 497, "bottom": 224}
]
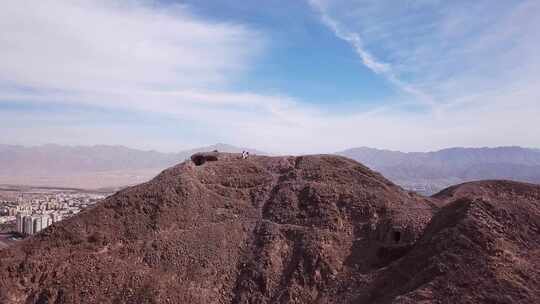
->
[{"left": 0, "top": 153, "right": 538, "bottom": 303}]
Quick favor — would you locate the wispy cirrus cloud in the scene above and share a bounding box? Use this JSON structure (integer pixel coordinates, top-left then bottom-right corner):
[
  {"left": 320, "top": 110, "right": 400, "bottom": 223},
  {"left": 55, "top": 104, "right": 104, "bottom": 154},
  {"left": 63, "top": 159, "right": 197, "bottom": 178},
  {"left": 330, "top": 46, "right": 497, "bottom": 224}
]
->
[
  {"left": 308, "top": 0, "right": 437, "bottom": 109},
  {"left": 308, "top": 0, "right": 540, "bottom": 109},
  {"left": 287, "top": 0, "right": 540, "bottom": 152}
]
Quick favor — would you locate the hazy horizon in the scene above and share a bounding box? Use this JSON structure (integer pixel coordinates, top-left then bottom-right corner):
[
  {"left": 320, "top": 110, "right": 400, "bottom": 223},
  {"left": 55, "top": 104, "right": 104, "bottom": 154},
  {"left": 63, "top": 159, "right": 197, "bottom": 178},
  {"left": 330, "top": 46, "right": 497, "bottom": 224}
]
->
[
  {"left": 1, "top": 142, "right": 539, "bottom": 191},
  {"left": 1, "top": 142, "right": 539, "bottom": 155}
]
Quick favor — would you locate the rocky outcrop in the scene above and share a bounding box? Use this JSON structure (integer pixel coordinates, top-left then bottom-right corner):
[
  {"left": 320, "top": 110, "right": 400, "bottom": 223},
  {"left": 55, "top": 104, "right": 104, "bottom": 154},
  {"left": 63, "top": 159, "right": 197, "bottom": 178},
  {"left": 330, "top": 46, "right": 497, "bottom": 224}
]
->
[{"left": 190, "top": 151, "right": 220, "bottom": 166}]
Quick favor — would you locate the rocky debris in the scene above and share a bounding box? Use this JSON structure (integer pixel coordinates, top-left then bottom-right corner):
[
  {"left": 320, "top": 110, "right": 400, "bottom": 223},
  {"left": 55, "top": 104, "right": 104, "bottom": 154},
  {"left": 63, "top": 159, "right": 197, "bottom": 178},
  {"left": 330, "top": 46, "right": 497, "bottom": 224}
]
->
[{"left": 0, "top": 154, "right": 538, "bottom": 303}]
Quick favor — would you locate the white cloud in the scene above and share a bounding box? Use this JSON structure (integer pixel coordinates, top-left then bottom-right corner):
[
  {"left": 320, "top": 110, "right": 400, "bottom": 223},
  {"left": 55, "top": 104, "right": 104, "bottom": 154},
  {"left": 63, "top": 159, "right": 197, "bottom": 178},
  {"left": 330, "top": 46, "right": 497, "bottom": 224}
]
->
[
  {"left": 0, "top": 0, "right": 263, "bottom": 93},
  {"left": 0, "top": 0, "right": 326, "bottom": 148}
]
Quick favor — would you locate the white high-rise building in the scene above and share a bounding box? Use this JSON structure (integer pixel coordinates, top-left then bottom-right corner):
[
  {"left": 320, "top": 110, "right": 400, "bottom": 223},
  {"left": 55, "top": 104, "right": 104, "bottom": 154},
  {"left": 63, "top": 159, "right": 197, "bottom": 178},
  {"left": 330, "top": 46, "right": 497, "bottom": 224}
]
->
[
  {"left": 23, "top": 216, "right": 34, "bottom": 235},
  {"left": 17, "top": 214, "right": 53, "bottom": 235},
  {"left": 16, "top": 213, "right": 25, "bottom": 234},
  {"left": 32, "top": 216, "right": 43, "bottom": 234}
]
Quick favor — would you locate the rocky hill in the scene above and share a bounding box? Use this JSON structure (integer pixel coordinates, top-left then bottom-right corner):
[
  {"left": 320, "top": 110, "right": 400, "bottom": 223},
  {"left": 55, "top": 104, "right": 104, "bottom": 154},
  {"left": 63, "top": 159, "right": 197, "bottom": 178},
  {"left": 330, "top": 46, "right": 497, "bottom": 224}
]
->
[{"left": 0, "top": 154, "right": 538, "bottom": 303}]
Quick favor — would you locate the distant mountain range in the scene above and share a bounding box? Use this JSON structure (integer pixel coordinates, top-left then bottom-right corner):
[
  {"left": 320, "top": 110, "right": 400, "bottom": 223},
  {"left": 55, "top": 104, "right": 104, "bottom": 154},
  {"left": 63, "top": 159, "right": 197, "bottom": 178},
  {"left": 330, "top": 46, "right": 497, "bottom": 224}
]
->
[
  {"left": 338, "top": 146, "right": 540, "bottom": 194},
  {"left": 0, "top": 143, "right": 539, "bottom": 194}
]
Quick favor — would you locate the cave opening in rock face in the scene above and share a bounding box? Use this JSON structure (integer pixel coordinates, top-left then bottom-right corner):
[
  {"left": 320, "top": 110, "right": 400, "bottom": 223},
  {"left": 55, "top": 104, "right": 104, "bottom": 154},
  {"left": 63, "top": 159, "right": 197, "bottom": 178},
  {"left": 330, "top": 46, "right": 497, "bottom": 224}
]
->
[
  {"left": 394, "top": 231, "right": 401, "bottom": 243},
  {"left": 192, "top": 155, "right": 206, "bottom": 166}
]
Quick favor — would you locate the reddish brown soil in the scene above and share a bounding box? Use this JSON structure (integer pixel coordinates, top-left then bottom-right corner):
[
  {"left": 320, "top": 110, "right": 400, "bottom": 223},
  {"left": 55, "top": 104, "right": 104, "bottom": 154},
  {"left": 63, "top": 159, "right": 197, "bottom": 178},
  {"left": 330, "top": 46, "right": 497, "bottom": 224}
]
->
[{"left": 0, "top": 154, "right": 538, "bottom": 303}]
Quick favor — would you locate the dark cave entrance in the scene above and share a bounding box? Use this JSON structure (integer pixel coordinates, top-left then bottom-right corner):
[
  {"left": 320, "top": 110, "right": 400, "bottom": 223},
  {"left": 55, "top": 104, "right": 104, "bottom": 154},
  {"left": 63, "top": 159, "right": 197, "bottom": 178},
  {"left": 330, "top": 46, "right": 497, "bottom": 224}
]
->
[
  {"left": 393, "top": 231, "right": 401, "bottom": 243},
  {"left": 192, "top": 155, "right": 206, "bottom": 166},
  {"left": 191, "top": 153, "right": 219, "bottom": 166}
]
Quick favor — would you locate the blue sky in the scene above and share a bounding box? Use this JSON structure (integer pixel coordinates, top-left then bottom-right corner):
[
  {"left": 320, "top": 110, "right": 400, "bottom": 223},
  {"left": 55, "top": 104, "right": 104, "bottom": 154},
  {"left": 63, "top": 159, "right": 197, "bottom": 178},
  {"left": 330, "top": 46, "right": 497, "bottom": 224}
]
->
[
  {"left": 1, "top": 0, "right": 539, "bottom": 153},
  {"left": 178, "top": 0, "right": 397, "bottom": 106}
]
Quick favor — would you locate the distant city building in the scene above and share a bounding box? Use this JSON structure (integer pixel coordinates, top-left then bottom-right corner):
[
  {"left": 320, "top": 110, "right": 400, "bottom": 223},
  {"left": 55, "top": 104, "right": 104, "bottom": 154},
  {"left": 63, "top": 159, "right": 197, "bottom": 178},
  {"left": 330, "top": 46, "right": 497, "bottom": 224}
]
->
[
  {"left": 16, "top": 213, "right": 59, "bottom": 235},
  {"left": 23, "top": 216, "right": 34, "bottom": 235},
  {"left": 2, "top": 190, "right": 107, "bottom": 237},
  {"left": 16, "top": 213, "right": 25, "bottom": 233}
]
